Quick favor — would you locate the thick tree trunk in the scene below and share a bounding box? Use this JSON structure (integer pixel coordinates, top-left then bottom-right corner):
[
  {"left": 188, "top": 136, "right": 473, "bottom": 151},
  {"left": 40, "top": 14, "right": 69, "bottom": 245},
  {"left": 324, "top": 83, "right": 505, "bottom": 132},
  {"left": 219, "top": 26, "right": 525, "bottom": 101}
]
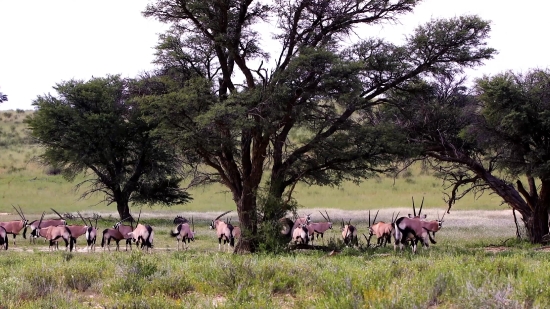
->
[
  {"left": 521, "top": 182, "right": 550, "bottom": 243},
  {"left": 234, "top": 189, "right": 258, "bottom": 253},
  {"left": 116, "top": 199, "right": 133, "bottom": 222}
]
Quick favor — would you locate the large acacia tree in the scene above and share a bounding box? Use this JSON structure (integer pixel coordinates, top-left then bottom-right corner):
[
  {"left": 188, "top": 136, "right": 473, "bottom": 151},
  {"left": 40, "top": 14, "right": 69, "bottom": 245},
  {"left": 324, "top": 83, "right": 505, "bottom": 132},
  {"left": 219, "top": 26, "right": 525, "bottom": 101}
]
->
[
  {"left": 142, "top": 0, "right": 496, "bottom": 252},
  {"left": 26, "top": 75, "right": 192, "bottom": 220},
  {"left": 384, "top": 70, "right": 550, "bottom": 243}
]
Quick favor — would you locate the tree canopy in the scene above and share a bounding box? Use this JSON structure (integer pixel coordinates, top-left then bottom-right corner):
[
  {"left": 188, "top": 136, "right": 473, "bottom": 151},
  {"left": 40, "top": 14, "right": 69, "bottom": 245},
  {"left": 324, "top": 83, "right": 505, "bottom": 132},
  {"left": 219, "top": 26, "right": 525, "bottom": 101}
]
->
[
  {"left": 140, "top": 0, "right": 496, "bottom": 252},
  {"left": 383, "top": 69, "right": 550, "bottom": 243},
  {"left": 25, "top": 75, "right": 192, "bottom": 220}
]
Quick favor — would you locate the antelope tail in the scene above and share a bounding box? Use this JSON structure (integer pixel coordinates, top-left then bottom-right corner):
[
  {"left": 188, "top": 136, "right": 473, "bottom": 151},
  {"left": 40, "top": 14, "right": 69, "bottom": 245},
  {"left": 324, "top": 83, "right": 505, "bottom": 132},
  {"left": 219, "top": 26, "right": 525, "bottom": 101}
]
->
[
  {"left": 228, "top": 225, "right": 235, "bottom": 247},
  {"left": 101, "top": 229, "right": 107, "bottom": 247},
  {"left": 170, "top": 225, "right": 181, "bottom": 237},
  {"left": 22, "top": 226, "right": 27, "bottom": 239},
  {"left": 4, "top": 235, "right": 8, "bottom": 250}
]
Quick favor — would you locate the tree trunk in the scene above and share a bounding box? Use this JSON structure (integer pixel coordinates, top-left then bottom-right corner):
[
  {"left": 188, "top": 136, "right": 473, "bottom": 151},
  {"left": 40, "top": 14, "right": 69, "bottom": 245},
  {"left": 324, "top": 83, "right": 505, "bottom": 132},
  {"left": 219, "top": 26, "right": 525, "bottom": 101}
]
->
[
  {"left": 116, "top": 199, "right": 133, "bottom": 222},
  {"left": 234, "top": 189, "right": 258, "bottom": 253},
  {"left": 521, "top": 182, "right": 550, "bottom": 243}
]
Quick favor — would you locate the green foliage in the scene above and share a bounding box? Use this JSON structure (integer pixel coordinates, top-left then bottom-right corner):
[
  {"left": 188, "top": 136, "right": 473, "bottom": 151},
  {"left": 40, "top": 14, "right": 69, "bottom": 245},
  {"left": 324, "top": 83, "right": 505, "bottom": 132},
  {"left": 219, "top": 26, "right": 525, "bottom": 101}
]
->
[{"left": 24, "top": 75, "right": 191, "bottom": 218}]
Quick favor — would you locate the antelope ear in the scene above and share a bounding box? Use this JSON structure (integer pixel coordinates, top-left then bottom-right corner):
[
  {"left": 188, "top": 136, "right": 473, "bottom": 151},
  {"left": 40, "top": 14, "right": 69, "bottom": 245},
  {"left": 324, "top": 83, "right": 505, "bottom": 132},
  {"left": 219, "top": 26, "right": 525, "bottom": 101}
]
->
[
  {"left": 408, "top": 214, "right": 414, "bottom": 218},
  {"left": 421, "top": 214, "right": 427, "bottom": 219}
]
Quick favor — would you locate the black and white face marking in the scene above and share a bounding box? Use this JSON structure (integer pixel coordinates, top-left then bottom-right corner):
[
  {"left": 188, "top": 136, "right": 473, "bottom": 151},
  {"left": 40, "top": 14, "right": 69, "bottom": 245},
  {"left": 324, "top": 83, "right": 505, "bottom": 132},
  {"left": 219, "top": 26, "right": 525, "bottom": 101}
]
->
[{"left": 209, "top": 220, "right": 215, "bottom": 229}]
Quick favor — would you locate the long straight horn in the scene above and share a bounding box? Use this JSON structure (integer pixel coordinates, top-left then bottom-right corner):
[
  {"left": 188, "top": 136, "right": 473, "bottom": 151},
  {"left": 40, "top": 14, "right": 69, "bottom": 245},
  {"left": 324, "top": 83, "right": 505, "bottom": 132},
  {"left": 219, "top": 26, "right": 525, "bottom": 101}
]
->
[
  {"left": 372, "top": 210, "right": 379, "bottom": 225},
  {"left": 368, "top": 210, "right": 371, "bottom": 226},
  {"left": 77, "top": 211, "right": 88, "bottom": 226},
  {"left": 214, "top": 210, "right": 232, "bottom": 221},
  {"left": 419, "top": 196, "right": 425, "bottom": 216},
  {"left": 393, "top": 212, "right": 400, "bottom": 223},
  {"left": 319, "top": 211, "right": 328, "bottom": 222},
  {"left": 440, "top": 210, "right": 446, "bottom": 221},
  {"left": 391, "top": 212, "right": 395, "bottom": 223},
  {"left": 412, "top": 197, "right": 416, "bottom": 216},
  {"left": 325, "top": 210, "right": 332, "bottom": 223},
  {"left": 11, "top": 204, "right": 23, "bottom": 221},
  {"left": 17, "top": 205, "right": 26, "bottom": 221},
  {"left": 136, "top": 209, "right": 142, "bottom": 226},
  {"left": 192, "top": 216, "right": 194, "bottom": 232},
  {"left": 37, "top": 211, "right": 45, "bottom": 228},
  {"left": 50, "top": 208, "right": 64, "bottom": 220}
]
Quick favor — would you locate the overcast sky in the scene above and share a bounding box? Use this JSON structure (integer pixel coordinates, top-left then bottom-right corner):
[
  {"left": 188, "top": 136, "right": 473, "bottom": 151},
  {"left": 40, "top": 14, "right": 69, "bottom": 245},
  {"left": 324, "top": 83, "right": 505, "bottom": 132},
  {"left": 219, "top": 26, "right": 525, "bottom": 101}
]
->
[{"left": 1, "top": 0, "right": 548, "bottom": 111}]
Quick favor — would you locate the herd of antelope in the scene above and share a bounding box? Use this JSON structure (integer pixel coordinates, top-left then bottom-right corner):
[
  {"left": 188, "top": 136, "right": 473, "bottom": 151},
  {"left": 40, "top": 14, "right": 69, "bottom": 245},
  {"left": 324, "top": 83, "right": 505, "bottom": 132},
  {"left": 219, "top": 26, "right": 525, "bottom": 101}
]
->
[{"left": 0, "top": 196, "right": 445, "bottom": 254}]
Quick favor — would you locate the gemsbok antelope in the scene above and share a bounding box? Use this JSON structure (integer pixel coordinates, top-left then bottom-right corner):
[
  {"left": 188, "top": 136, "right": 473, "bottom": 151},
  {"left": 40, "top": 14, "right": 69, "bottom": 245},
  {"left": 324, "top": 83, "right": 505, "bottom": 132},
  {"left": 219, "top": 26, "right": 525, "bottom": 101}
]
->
[
  {"left": 341, "top": 219, "right": 358, "bottom": 247},
  {"left": 292, "top": 222, "right": 310, "bottom": 245},
  {"left": 394, "top": 211, "right": 445, "bottom": 254},
  {"left": 101, "top": 228, "right": 126, "bottom": 251},
  {"left": 78, "top": 212, "right": 98, "bottom": 252},
  {"left": 368, "top": 211, "right": 399, "bottom": 247},
  {"left": 127, "top": 211, "right": 154, "bottom": 252},
  {"left": 36, "top": 212, "right": 75, "bottom": 252},
  {"left": 171, "top": 217, "right": 195, "bottom": 250},
  {"left": 173, "top": 215, "right": 189, "bottom": 225},
  {"left": 209, "top": 210, "right": 234, "bottom": 252},
  {"left": 51, "top": 208, "right": 88, "bottom": 251},
  {"left": 0, "top": 205, "right": 28, "bottom": 245},
  {"left": 310, "top": 211, "right": 333, "bottom": 242},
  {"left": 26, "top": 216, "right": 66, "bottom": 243},
  {"left": 113, "top": 217, "right": 135, "bottom": 251}
]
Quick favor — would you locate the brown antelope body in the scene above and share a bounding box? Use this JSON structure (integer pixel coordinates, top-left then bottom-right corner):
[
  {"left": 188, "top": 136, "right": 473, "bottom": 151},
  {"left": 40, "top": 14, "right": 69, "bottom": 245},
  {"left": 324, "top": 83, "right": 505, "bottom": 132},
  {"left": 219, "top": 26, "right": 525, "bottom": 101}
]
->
[
  {"left": 101, "top": 228, "right": 126, "bottom": 251},
  {"left": 38, "top": 226, "right": 75, "bottom": 251},
  {"left": 0, "top": 226, "right": 8, "bottom": 250},
  {"left": 0, "top": 205, "right": 28, "bottom": 245},
  {"left": 394, "top": 212, "right": 445, "bottom": 253},
  {"left": 233, "top": 226, "right": 241, "bottom": 240},
  {"left": 312, "top": 211, "right": 333, "bottom": 241},
  {"left": 26, "top": 219, "right": 66, "bottom": 243},
  {"left": 114, "top": 222, "right": 134, "bottom": 251},
  {"left": 368, "top": 211, "right": 399, "bottom": 247}
]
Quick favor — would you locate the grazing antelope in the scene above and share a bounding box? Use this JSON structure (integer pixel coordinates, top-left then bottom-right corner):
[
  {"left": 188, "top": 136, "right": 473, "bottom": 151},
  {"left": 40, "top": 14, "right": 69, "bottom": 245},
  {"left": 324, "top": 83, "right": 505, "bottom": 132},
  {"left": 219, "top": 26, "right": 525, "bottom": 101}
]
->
[
  {"left": 292, "top": 222, "right": 310, "bottom": 245},
  {"left": 127, "top": 211, "right": 154, "bottom": 252},
  {"left": 209, "top": 210, "right": 234, "bottom": 252},
  {"left": 101, "top": 228, "right": 126, "bottom": 251},
  {"left": 310, "top": 211, "right": 333, "bottom": 242},
  {"left": 78, "top": 212, "right": 98, "bottom": 252},
  {"left": 0, "top": 226, "right": 9, "bottom": 250},
  {"left": 0, "top": 205, "right": 28, "bottom": 245},
  {"left": 341, "top": 219, "right": 358, "bottom": 247},
  {"left": 36, "top": 212, "right": 75, "bottom": 252},
  {"left": 368, "top": 210, "right": 399, "bottom": 247},
  {"left": 171, "top": 217, "right": 195, "bottom": 250},
  {"left": 394, "top": 211, "right": 445, "bottom": 254}
]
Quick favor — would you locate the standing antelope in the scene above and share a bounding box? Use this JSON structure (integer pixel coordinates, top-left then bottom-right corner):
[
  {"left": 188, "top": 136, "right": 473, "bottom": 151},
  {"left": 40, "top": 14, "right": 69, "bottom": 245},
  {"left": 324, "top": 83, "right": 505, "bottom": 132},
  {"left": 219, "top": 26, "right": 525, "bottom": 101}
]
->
[
  {"left": 0, "top": 205, "right": 28, "bottom": 245},
  {"left": 209, "top": 210, "right": 234, "bottom": 252},
  {"left": 171, "top": 217, "right": 195, "bottom": 250},
  {"left": 101, "top": 228, "right": 126, "bottom": 251},
  {"left": 394, "top": 211, "right": 445, "bottom": 253},
  {"left": 36, "top": 212, "right": 75, "bottom": 252},
  {"left": 341, "top": 219, "right": 358, "bottom": 247},
  {"left": 292, "top": 222, "right": 309, "bottom": 245},
  {"left": 127, "top": 211, "right": 154, "bottom": 252},
  {"left": 26, "top": 216, "right": 66, "bottom": 244},
  {"left": 113, "top": 217, "right": 134, "bottom": 251},
  {"left": 51, "top": 208, "right": 88, "bottom": 251},
  {"left": 78, "top": 212, "right": 98, "bottom": 252},
  {"left": 310, "top": 211, "right": 333, "bottom": 242},
  {"left": 368, "top": 211, "right": 399, "bottom": 247}
]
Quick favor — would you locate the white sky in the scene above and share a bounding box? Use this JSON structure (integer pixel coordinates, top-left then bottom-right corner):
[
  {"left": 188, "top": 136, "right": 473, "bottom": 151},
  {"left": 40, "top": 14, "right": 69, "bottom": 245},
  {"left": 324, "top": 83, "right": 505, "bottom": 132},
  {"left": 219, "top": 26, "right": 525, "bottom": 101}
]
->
[{"left": 1, "top": 0, "right": 549, "bottom": 111}]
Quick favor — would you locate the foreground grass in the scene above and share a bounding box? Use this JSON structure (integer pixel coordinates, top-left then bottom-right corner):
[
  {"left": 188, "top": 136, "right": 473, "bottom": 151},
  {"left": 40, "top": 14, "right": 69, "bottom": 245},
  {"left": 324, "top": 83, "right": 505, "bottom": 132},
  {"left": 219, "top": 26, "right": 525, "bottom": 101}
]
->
[{"left": 0, "top": 241, "right": 549, "bottom": 309}]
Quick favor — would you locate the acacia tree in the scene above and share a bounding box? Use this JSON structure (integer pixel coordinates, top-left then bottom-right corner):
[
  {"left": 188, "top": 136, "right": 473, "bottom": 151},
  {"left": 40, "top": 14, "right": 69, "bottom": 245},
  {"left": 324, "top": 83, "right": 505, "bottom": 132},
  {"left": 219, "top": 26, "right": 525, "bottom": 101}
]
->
[
  {"left": 142, "top": 0, "right": 496, "bottom": 252},
  {"left": 25, "top": 75, "right": 192, "bottom": 220},
  {"left": 383, "top": 70, "right": 550, "bottom": 243}
]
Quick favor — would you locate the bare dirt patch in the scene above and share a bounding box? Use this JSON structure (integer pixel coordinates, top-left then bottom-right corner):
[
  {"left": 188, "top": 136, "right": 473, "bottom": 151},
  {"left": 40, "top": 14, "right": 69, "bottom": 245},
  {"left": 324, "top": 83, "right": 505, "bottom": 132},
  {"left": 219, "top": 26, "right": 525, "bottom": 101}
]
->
[{"left": 484, "top": 246, "right": 508, "bottom": 253}]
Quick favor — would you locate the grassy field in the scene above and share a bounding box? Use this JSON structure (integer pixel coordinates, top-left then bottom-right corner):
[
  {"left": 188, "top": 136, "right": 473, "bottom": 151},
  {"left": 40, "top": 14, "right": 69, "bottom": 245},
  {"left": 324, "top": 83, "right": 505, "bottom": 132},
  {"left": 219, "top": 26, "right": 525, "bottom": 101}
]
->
[{"left": 2, "top": 110, "right": 544, "bottom": 308}]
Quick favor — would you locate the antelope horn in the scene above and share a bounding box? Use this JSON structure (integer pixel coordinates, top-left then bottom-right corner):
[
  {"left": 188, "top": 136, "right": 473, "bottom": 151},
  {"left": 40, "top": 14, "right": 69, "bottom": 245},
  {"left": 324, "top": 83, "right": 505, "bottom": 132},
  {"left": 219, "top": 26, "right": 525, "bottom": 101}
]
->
[
  {"left": 192, "top": 216, "right": 194, "bottom": 232},
  {"left": 368, "top": 210, "right": 371, "bottom": 226},
  {"left": 419, "top": 196, "right": 424, "bottom": 216},
  {"left": 393, "top": 212, "right": 400, "bottom": 224},
  {"left": 440, "top": 210, "right": 446, "bottom": 221},
  {"left": 391, "top": 211, "right": 395, "bottom": 223},
  {"left": 319, "top": 211, "right": 328, "bottom": 222},
  {"left": 136, "top": 209, "right": 142, "bottom": 226},
  {"left": 77, "top": 211, "right": 88, "bottom": 226},
  {"left": 18, "top": 205, "right": 26, "bottom": 221},
  {"left": 372, "top": 210, "right": 379, "bottom": 225},
  {"left": 214, "top": 210, "right": 232, "bottom": 221},
  {"left": 11, "top": 204, "right": 24, "bottom": 221},
  {"left": 50, "top": 208, "right": 64, "bottom": 220},
  {"left": 325, "top": 210, "right": 331, "bottom": 223},
  {"left": 37, "top": 211, "right": 45, "bottom": 228},
  {"left": 412, "top": 197, "right": 416, "bottom": 216}
]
